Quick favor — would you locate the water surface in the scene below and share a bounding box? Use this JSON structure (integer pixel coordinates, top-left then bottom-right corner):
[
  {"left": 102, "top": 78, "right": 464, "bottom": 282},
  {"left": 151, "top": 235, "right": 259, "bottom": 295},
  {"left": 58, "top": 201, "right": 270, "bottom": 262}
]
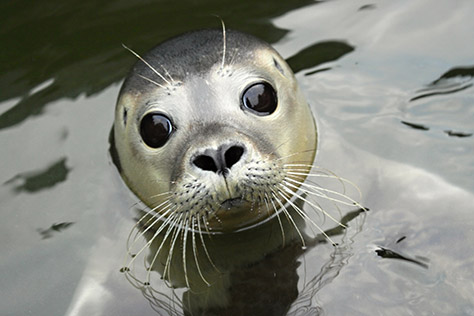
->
[{"left": 1, "top": 0, "right": 473, "bottom": 315}]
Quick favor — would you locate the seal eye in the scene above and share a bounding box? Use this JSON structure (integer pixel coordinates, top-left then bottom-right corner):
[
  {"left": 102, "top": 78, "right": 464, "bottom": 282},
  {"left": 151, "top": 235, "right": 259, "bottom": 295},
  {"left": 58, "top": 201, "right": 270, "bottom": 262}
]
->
[
  {"left": 242, "top": 82, "right": 278, "bottom": 115},
  {"left": 140, "top": 113, "right": 173, "bottom": 148}
]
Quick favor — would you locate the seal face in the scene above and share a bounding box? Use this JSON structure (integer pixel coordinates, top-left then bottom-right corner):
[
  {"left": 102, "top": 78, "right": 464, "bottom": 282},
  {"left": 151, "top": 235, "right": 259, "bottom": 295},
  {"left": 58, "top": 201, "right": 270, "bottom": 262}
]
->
[{"left": 113, "top": 29, "right": 317, "bottom": 233}]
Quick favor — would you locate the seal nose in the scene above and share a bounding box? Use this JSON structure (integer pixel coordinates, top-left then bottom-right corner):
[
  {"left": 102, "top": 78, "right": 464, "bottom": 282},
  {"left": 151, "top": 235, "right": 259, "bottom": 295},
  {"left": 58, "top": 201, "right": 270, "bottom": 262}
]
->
[{"left": 192, "top": 144, "right": 245, "bottom": 175}]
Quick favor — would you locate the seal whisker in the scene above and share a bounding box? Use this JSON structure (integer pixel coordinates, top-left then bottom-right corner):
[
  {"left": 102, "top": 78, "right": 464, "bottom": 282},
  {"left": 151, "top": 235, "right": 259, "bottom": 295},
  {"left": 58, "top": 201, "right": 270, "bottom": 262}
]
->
[
  {"left": 283, "top": 163, "right": 320, "bottom": 168},
  {"left": 132, "top": 199, "right": 172, "bottom": 233},
  {"left": 268, "top": 193, "right": 286, "bottom": 246},
  {"left": 219, "top": 18, "right": 227, "bottom": 70},
  {"left": 197, "top": 213, "right": 221, "bottom": 273},
  {"left": 283, "top": 163, "right": 314, "bottom": 168},
  {"left": 284, "top": 163, "right": 353, "bottom": 178},
  {"left": 284, "top": 164, "right": 362, "bottom": 197},
  {"left": 159, "top": 64, "right": 176, "bottom": 83},
  {"left": 125, "top": 205, "right": 172, "bottom": 269},
  {"left": 145, "top": 213, "right": 181, "bottom": 284},
  {"left": 200, "top": 210, "right": 213, "bottom": 235},
  {"left": 162, "top": 213, "right": 184, "bottom": 286},
  {"left": 293, "top": 172, "right": 358, "bottom": 185},
  {"left": 130, "top": 208, "right": 175, "bottom": 259},
  {"left": 275, "top": 148, "right": 317, "bottom": 162},
  {"left": 227, "top": 47, "right": 238, "bottom": 68},
  {"left": 271, "top": 190, "right": 306, "bottom": 248},
  {"left": 122, "top": 44, "right": 172, "bottom": 86},
  {"left": 182, "top": 216, "right": 191, "bottom": 288},
  {"left": 148, "top": 191, "right": 174, "bottom": 201},
  {"left": 285, "top": 178, "right": 349, "bottom": 221},
  {"left": 284, "top": 166, "right": 363, "bottom": 208},
  {"left": 285, "top": 176, "right": 361, "bottom": 208},
  {"left": 191, "top": 216, "right": 211, "bottom": 286},
  {"left": 290, "top": 173, "right": 361, "bottom": 210},
  {"left": 276, "top": 187, "right": 338, "bottom": 246},
  {"left": 127, "top": 209, "right": 177, "bottom": 271},
  {"left": 137, "top": 74, "right": 167, "bottom": 89},
  {"left": 262, "top": 193, "right": 272, "bottom": 216},
  {"left": 124, "top": 268, "right": 143, "bottom": 287},
  {"left": 127, "top": 202, "right": 174, "bottom": 256},
  {"left": 266, "top": 139, "right": 292, "bottom": 158},
  {"left": 128, "top": 198, "right": 149, "bottom": 209},
  {"left": 280, "top": 180, "right": 346, "bottom": 228}
]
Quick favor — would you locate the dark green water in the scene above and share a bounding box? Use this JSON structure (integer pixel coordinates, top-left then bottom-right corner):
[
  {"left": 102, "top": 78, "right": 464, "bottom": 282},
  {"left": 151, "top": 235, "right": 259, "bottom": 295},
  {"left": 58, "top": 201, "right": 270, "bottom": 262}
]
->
[{"left": 1, "top": 0, "right": 473, "bottom": 315}]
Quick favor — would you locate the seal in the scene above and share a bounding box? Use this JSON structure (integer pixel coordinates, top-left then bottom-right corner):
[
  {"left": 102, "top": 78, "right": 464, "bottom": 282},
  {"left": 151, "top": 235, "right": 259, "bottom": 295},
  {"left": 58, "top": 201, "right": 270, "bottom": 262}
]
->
[
  {"left": 111, "top": 26, "right": 364, "bottom": 314},
  {"left": 113, "top": 28, "right": 317, "bottom": 233}
]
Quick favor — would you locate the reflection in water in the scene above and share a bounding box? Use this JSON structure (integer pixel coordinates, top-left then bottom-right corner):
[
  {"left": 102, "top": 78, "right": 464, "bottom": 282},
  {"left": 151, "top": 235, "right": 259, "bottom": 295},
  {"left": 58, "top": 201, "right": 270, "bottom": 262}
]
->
[
  {"left": 0, "top": 0, "right": 317, "bottom": 131},
  {"left": 288, "top": 208, "right": 366, "bottom": 315},
  {"left": 374, "top": 236, "right": 429, "bottom": 269},
  {"left": 410, "top": 65, "right": 474, "bottom": 102},
  {"left": 400, "top": 120, "right": 430, "bottom": 131},
  {"left": 121, "top": 202, "right": 365, "bottom": 315},
  {"left": 38, "top": 222, "right": 75, "bottom": 239},
  {"left": 374, "top": 246, "right": 429, "bottom": 269},
  {"left": 286, "top": 41, "right": 354, "bottom": 74},
  {"left": 410, "top": 84, "right": 472, "bottom": 102},
  {"left": 1, "top": 0, "right": 473, "bottom": 315},
  {"left": 3, "top": 157, "right": 70, "bottom": 193},
  {"left": 406, "top": 64, "right": 473, "bottom": 138},
  {"left": 358, "top": 4, "right": 376, "bottom": 11},
  {"left": 444, "top": 130, "right": 472, "bottom": 138},
  {"left": 401, "top": 121, "right": 473, "bottom": 138},
  {"left": 432, "top": 65, "right": 474, "bottom": 84}
]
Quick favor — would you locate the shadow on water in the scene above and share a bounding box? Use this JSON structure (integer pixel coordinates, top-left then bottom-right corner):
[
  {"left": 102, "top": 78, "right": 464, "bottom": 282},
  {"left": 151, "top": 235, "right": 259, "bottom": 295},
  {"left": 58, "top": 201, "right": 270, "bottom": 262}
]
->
[
  {"left": 444, "top": 130, "right": 472, "bottom": 138},
  {"left": 431, "top": 65, "right": 474, "bottom": 84},
  {"left": 404, "top": 64, "right": 474, "bottom": 138},
  {"left": 38, "top": 222, "right": 75, "bottom": 240},
  {"left": 374, "top": 235, "right": 429, "bottom": 269},
  {"left": 374, "top": 246, "right": 429, "bottom": 269},
  {"left": 286, "top": 41, "right": 355, "bottom": 75},
  {"left": 410, "top": 65, "right": 474, "bottom": 102},
  {"left": 401, "top": 119, "right": 472, "bottom": 138},
  {"left": 3, "top": 157, "right": 70, "bottom": 192},
  {"left": 0, "top": 0, "right": 323, "bottom": 130},
  {"left": 358, "top": 4, "right": 376, "bottom": 11},
  {"left": 400, "top": 121, "right": 430, "bottom": 131}
]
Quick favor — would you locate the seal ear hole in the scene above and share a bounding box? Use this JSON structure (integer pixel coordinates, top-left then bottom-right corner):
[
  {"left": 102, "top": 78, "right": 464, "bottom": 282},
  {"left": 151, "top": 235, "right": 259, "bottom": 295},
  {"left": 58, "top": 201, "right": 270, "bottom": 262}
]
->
[
  {"left": 273, "top": 57, "right": 285, "bottom": 76},
  {"left": 241, "top": 82, "right": 278, "bottom": 116},
  {"left": 139, "top": 113, "right": 173, "bottom": 148},
  {"left": 123, "top": 108, "right": 128, "bottom": 126}
]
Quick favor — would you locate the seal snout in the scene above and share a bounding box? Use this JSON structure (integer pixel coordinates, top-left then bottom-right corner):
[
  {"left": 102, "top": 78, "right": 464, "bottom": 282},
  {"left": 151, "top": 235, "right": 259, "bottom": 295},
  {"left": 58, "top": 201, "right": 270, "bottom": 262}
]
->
[{"left": 192, "top": 143, "right": 245, "bottom": 176}]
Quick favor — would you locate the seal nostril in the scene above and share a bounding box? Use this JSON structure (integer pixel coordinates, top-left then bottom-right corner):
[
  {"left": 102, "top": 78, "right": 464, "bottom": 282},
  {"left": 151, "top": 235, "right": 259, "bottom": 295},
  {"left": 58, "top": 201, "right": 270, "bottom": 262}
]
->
[
  {"left": 224, "top": 145, "right": 244, "bottom": 169},
  {"left": 193, "top": 155, "right": 218, "bottom": 172},
  {"left": 193, "top": 145, "right": 244, "bottom": 174}
]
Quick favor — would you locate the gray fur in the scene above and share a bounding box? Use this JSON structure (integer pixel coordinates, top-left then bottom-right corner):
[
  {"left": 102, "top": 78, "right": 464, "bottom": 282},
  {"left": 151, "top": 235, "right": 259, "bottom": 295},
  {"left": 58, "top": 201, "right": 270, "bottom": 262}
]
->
[{"left": 121, "top": 29, "right": 276, "bottom": 94}]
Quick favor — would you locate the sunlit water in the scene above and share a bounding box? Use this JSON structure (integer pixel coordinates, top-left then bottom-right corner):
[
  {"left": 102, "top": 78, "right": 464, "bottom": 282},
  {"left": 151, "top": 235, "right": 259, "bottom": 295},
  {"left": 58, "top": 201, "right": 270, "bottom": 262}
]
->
[{"left": 1, "top": 0, "right": 473, "bottom": 315}]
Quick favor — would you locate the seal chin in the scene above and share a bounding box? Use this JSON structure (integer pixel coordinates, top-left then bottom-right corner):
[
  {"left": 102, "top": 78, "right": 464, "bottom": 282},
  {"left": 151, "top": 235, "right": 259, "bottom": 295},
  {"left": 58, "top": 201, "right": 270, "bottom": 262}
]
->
[
  {"left": 206, "top": 199, "right": 269, "bottom": 232},
  {"left": 220, "top": 197, "right": 245, "bottom": 210}
]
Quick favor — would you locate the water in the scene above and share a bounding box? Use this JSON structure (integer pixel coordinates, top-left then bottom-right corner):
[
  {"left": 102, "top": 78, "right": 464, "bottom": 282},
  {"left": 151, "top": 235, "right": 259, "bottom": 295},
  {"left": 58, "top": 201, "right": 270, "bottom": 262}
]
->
[{"left": 1, "top": 0, "right": 473, "bottom": 315}]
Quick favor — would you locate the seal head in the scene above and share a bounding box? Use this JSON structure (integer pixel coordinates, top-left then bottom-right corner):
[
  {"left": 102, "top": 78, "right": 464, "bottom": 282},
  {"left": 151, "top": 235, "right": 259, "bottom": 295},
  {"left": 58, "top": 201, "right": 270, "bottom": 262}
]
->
[{"left": 113, "top": 29, "right": 317, "bottom": 232}]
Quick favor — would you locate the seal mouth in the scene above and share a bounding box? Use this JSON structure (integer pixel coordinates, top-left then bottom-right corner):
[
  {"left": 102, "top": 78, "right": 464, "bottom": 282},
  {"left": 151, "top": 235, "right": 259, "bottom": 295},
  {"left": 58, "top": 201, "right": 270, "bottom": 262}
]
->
[{"left": 220, "top": 197, "right": 245, "bottom": 210}]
